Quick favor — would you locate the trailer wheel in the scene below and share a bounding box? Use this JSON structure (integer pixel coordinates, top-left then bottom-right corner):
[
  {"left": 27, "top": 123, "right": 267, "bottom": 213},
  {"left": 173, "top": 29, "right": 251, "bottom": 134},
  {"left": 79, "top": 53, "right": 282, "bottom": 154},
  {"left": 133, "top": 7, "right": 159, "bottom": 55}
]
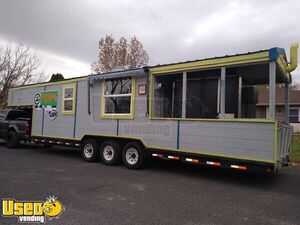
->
[
  {"left": 81, "top": 139, "right": 100, "bottom": 162},
  {"left": 100, "top": 140, "right": 121, "bottom": 165},
  {"left": 6, "top": 131, "right": 20, "bottom": 148},
  {"left": 122, "top": 142, "right": 145, "bottom": 169}
]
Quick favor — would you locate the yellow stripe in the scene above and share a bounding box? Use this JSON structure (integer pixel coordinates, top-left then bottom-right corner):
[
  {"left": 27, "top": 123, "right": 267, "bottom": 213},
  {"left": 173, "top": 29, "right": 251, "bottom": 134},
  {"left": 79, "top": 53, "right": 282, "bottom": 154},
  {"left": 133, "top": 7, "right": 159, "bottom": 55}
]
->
[
  {"left": 33, "top": 134, "right": 81, "bottom": 140},
  {"left": 277, "top": 54, "right": 290, "bottom": 80},
  {"left": 150, "top": 51, "right": 269, "bottom": 74},
  {"left": 149, "top": 70, "right": 154, "bottom": 118},
  {"left": 274, "top": 121, "right": 278, "bottom": 162},
  {"left": 32, "top": 133, "right": 275, "bottom": 164},
  {"left": 150, "top": 117, "right": 274, "bottom": 123}
]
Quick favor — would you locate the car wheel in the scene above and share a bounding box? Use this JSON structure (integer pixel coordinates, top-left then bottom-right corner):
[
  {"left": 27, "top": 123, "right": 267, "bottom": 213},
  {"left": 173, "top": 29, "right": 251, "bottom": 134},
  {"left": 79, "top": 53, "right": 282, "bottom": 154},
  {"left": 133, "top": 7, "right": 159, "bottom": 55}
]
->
[
  {"left": 6, "top": 131, "right": 20, "bottom": 148},
  {"left": 122, "top": 142, "right": 145, "bottom": 169},
  {"left": 100, "top": 140, "right": 121, "bottom": 165},
  {"left": 81, "top": 139, "right": 100, "bottom": 162}
]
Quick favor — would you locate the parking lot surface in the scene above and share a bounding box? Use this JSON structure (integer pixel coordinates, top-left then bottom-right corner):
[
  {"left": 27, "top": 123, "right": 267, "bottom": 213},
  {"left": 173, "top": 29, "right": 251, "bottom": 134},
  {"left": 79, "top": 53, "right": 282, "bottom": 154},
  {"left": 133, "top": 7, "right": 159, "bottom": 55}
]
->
[{"left": 0, "top": 144, "right": 300, "bottom": 225}]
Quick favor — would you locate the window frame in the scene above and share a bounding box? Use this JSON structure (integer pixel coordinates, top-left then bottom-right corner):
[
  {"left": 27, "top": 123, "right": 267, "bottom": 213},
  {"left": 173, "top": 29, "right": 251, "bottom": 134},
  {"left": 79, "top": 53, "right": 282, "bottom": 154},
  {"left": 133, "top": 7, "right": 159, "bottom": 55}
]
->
[
  {"left": 0, "top": 110, "right": 6, "bottom": 120},
  {"left": 151, "top": 72, "right": 221, "bottom": 119},
  {"left": 289, "top": 108, "right": 299, "bottom": 123},
  {"left": 61, "top": 83, "right": 76, "bottom": 115},
  {"left": 100, "top": 76, "right": 135, "bottom": 120}
]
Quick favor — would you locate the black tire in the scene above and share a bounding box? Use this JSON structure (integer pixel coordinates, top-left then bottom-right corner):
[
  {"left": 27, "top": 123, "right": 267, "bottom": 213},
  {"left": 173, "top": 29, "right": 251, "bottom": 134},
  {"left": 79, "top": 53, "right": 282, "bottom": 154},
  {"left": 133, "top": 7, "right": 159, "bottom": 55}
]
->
[
  {"left": 81, "top": 139, "right": 100, "bottom": 162},
  {"left": 6, "top": 131, "right": 20, "bottom": 148},
  {"left": 122, "top": 142, "right": 145, "bottom": 169},
  {"left": 100, "top": 140, "right": 121, "bottom": 166},
  {"left": 43, "top": 143, "right": 53, "bottom": 148}
]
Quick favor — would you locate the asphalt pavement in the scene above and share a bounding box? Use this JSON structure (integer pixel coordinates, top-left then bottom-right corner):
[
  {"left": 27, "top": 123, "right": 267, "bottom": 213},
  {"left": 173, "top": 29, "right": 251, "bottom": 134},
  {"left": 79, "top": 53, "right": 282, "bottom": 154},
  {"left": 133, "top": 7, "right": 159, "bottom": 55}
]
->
[{"left": 0, "top": 143, "right": 300, "bottom": 225}]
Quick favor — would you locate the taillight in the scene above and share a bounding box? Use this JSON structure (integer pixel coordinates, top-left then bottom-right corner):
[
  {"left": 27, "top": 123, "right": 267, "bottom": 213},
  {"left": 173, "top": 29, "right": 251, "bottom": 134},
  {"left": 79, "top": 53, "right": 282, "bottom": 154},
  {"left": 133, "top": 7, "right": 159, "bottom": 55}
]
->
[
  {"left": 24, "top": 123, "right": 30, "bottom": 134},
  {"left": 266, "top": 168, "right": 273, "bottom": 173}
]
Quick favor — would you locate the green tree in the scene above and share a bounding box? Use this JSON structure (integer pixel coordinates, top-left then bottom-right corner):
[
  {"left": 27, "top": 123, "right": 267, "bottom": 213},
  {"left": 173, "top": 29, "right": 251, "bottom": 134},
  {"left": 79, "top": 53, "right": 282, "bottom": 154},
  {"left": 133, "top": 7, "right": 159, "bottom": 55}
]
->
[{"left": 49, "top": 73, "right": 64, "bottom": 82}]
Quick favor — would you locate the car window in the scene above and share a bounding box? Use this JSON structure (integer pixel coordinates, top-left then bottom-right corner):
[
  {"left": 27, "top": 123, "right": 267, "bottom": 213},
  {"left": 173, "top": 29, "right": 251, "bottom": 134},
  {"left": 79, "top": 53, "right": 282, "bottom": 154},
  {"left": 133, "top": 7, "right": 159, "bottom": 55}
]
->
[
  {"left": 0, "top": 109, "right": 6, "bottom": 117},
  {"left": 0, "top": 110, "right": 6, "bottom": 119},
  {"left": 6, "top": 110, "right": 30, "bottom": 120}
]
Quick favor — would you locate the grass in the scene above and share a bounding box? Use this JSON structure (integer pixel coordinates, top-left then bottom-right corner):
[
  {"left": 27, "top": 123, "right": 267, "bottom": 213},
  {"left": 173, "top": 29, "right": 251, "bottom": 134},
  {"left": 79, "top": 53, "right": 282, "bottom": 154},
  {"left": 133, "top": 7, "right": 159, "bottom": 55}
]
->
[{"left": 290, "top": 135, "right": 300, "bottom": 163}]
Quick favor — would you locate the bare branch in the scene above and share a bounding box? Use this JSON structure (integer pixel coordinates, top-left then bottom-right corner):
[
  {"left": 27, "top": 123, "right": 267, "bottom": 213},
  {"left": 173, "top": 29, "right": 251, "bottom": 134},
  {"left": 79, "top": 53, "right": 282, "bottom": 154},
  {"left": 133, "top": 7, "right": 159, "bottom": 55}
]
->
[
  {"left": 91, "top": 35, "right": 149, "bottom": 74},
  {"left": 0, "top": 43, "right": 42, "bottom": 108}
]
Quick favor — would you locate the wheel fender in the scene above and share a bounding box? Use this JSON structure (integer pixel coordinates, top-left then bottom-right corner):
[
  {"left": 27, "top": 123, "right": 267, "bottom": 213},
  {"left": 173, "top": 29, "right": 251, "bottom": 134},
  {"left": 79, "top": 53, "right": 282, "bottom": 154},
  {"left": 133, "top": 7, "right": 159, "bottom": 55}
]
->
[
  {"left": 8, "top": 124, "right": 18, "bottom": 132},
  {"left": 7, "top": 125, "right": 21, "bottom": 139}
]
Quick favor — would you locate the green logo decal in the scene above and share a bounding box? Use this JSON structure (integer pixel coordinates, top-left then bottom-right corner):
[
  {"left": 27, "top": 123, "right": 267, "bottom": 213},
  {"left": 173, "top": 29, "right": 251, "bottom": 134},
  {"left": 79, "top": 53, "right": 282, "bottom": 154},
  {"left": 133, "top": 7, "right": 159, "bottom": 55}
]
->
[{"left": 41, "top": 91, "right": 58, "bottom": 107}]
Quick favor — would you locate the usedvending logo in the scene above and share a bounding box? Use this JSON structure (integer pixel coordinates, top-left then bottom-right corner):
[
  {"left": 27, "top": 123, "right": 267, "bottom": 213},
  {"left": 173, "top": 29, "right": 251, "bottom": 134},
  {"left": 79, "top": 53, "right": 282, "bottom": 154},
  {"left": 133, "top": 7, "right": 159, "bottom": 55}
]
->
[{"left": 1, "top": 196, "right": 64, "bottom": 224}]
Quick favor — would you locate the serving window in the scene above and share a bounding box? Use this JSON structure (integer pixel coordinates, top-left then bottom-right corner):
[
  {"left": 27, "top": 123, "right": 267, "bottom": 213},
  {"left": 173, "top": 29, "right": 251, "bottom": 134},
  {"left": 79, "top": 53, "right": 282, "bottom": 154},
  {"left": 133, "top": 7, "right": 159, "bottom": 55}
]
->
[
  {"left": 153, "top": 73, "right": 182, "bottom": 118},
  {"left": 101, "top": 77, "right": 135, "bottom": 119},
  {"left": 186, "top": 71, "right": 219, "bottom": 119},
  {"left": 152, "top": 70, "right": 220, "bottom": 119}
]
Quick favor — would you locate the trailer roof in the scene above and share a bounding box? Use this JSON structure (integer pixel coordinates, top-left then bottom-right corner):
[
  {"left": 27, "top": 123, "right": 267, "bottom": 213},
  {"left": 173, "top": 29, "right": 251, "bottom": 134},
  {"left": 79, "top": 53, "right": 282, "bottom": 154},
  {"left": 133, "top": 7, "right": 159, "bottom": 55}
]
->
[
  {"left": 10, "top": 46, "right": 291, "bottom": 90},
  {"left": 149, "top": 47, "right": 291, "bottom": 84},
  {"left": 10, "top": 75, "right": 88, "bottom": 90},
  {"left": 150, "top": 49, "right": 269, "bottom": 68},
  {"left": 150, "top": 47, "right": 288, "bottom": 74},
  {"left": 88, "top": 68, "right": 147, "bottom": 82}
]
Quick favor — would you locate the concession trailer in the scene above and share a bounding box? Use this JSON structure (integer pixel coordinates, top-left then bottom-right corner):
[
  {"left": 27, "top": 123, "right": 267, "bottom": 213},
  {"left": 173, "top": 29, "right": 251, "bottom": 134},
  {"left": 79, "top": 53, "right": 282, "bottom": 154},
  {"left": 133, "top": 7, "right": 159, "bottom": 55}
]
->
[{"left": 7, "top": 44, "right": 298, "bottom": 172}]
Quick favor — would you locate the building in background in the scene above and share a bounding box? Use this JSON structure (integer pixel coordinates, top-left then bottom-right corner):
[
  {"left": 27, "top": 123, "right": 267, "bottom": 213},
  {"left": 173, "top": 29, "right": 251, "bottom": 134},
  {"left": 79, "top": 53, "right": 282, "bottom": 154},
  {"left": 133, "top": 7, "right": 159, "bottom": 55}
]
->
[{"left": 256, "top": 85, "right": 300, "bottom": 133}]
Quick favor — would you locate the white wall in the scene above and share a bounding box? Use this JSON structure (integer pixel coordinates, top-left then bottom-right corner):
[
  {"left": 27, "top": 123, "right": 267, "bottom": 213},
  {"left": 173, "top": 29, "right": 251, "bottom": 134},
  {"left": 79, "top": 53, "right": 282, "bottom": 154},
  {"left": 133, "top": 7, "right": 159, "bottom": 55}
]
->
[{"left": 291, "top": 123, "right": 300, "bottom": 133}]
